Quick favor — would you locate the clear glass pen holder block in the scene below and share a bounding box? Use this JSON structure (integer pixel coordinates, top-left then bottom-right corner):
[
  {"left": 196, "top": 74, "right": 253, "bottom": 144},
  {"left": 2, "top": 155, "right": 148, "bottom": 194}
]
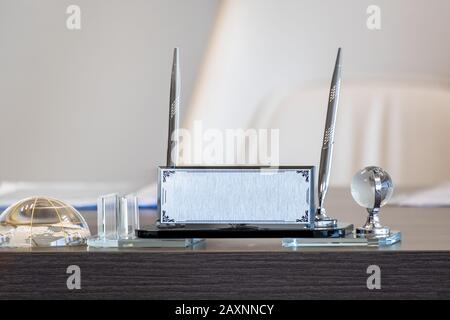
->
[
  {"left": 91, "top": 194, "right": 202, "bottom": 248},
  {"left": 97, "top": 194, "right": 140, "bottom": 240}
]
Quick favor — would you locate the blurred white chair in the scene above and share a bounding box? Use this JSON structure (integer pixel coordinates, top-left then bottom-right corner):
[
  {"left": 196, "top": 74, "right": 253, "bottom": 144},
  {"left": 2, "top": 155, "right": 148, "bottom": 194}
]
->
[
  {"left": 248, "top": 80, "right": 450, "bottom": 187},
  {"left": 183, "top": 0, "right": 450, "bottom": 187}
]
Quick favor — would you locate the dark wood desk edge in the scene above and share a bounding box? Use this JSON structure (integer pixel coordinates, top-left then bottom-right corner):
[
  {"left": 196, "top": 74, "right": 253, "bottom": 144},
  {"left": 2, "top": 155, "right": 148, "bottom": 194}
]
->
[{"left": 0, "top": 250, "right": 449, "bottom": 299}]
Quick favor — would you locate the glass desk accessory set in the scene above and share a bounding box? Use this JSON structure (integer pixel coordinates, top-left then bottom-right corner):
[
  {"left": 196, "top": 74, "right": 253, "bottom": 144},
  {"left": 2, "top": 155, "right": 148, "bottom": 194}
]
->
[
  {"left": 0, "top": 47, "right": 401, "bottom": 248},
  {"left": 134, "top": 47, "right": 401, "bottom": 248}
]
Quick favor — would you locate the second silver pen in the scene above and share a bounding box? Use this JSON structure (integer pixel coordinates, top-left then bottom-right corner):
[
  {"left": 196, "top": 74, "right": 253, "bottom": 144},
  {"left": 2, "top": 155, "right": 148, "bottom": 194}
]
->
[
  {"left": 315, "top": 48, "right": 342, "bottom": 228},
  {"left": 166, "top": 47, "right": 180, "bottom": 167}
]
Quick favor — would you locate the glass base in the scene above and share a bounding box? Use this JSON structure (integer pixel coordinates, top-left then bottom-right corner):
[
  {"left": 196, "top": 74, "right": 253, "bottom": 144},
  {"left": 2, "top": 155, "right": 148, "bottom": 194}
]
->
[
  {"left": 87, "top": 236, "right": 204, "bottom": 248},
  {"left": 282, "top": 230, "right": 401, "bottom": 247}
]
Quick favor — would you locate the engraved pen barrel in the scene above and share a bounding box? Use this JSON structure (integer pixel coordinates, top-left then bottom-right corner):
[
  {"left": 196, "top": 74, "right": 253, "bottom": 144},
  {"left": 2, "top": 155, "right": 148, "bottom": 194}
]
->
[
  {"left": 166, "top": 47, "right": 180, "bottom": 167},
  {"left": 317, "top": 48, "right": 342, "bottom": 210}
]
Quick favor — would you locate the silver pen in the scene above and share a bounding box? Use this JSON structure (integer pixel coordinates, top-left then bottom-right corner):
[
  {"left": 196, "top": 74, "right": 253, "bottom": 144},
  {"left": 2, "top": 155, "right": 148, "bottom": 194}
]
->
[
  {"left": 159, "top": 48, "right": 183, "bottom": 228},
  {"left": 166, "top": 47, "right": 180, "bottom": 167},
  {"left": 315, "top": 48, "right": 342, "bottom": 228}
]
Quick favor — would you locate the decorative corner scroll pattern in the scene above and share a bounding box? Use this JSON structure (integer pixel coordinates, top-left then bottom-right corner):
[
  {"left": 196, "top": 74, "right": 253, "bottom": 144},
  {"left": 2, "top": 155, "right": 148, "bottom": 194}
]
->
[
  {"left": 296, "top": 210, "right": 309, "bottom": 223},
  {"left": 161, "top": 210, "right": 175, "bottom": 223},
  {"left": 296, "top": 170, "right": 309, "bottom": 182},
  {"left": 162, "top": 170, "right": 176, "bottom": 183}
]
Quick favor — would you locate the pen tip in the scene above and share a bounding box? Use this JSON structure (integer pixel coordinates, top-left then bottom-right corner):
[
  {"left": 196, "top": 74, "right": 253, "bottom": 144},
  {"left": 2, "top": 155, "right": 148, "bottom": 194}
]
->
[
  {"left": 172, "top": 47, "right": 179, "bottom": 66},
  {"left": 336, "top": 47, "right": 342, "bottom": 66}
]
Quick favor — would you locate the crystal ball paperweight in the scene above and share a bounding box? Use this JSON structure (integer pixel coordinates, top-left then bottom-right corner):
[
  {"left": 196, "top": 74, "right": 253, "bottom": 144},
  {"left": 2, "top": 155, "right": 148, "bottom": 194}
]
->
[
  {"left": 351, "top": 166, "right": 394, "bottom": 236},
  {"left": 351, "top": 166, "right": 394, "bottom": 209},
  {"left": 0, "top": 197, "right": 91, "bottom": 247}
]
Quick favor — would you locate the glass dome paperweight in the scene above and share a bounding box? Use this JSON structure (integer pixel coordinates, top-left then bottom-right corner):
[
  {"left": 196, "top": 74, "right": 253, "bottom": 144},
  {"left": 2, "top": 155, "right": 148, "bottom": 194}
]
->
[{"left": 0, "top": 197, "right": 91, "bottom": 247}]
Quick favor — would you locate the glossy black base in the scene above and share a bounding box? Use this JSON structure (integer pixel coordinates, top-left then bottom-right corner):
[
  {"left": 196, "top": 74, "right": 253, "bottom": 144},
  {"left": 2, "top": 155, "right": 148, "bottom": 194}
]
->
[{"left": 136, "top": 223, "right": 354, "bottom": 239}]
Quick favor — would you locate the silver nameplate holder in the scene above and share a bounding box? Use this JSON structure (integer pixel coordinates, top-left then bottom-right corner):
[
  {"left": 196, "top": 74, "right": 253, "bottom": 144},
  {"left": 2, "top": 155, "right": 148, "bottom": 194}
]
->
[{"left": 158, "top": 166, "right": 315, "bottom": 226}]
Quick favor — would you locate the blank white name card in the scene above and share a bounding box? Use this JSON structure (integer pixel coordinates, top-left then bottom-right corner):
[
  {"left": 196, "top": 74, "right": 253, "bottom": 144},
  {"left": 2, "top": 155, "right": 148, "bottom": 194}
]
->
[{"left": 158, "top": 167, "right": 315, "bottom": 225}]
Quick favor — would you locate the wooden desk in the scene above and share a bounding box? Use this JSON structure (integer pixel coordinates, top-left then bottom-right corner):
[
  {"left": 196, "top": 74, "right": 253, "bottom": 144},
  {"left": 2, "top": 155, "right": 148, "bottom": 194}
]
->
[{"left": 0, "top": 188, "right": 449, "bottom": 299}]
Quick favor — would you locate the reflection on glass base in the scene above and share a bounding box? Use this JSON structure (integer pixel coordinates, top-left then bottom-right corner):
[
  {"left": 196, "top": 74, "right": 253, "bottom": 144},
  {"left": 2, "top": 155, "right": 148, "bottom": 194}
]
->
[
  {"left": 87, "top": 236, "right": 204, "bottom": 248},
  {"left": 282, "top": 230, "right": 401, "bottom": 247}
]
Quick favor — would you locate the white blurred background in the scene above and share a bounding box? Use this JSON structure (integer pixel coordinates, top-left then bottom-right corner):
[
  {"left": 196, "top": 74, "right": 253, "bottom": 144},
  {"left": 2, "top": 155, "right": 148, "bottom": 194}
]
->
[
  {"left": 1, "top": 0, "right": 450, "bottom": 195},
  {"left": 0, "top": 0, "right": 219, "bottom": 189}
]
